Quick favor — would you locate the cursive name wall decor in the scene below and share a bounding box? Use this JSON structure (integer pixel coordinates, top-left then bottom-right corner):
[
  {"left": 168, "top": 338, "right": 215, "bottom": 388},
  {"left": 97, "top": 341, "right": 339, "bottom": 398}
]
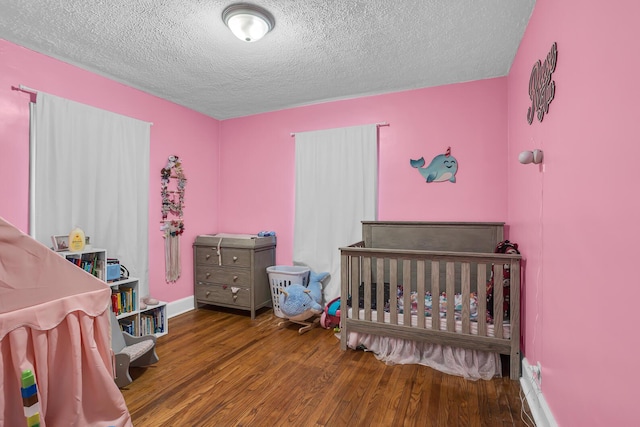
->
[{"left": 527, "top": 42, "right": 558, "bottom": 124}]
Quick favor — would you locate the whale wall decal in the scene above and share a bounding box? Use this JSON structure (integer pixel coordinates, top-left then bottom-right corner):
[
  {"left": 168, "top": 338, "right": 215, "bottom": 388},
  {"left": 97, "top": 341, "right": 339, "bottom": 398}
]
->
[{"left": 410, "top": 147, "right": 458, "bottom": 183}]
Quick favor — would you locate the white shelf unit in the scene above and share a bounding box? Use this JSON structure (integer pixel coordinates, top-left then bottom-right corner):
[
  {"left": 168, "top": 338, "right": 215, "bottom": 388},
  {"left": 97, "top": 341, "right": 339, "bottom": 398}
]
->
[
  {"left": 109, "top": 277, "right": 168, "bottom": 338},
  {"left": 59, "top": 248, "right": 167, "bottom": 338}
]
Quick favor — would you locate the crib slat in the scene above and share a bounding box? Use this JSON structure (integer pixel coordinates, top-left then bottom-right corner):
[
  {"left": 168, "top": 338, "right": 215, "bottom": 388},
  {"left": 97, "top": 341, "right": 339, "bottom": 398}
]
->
[
  {"left": 461, "top": 262, "right": 470, "bottom": 334},
  {"left": 376, "top": 258, "right": 385, "bottom": 323},
  {"left": 493, "top": 264, "right": 504, "bottom": 338},
  {"left": 403, "top": 260, "right": 412, "bottom": 327},
  {"left": 416, "top": 260, "right": 425, "bottom": 330},
  {"left": 389, "top": 259, "right": 398, "bottom": 325},
  {"left": 509, "top": 259, "right": 521, "bottom": 379},
  {"left": 351, "top": 255, "right": 361, "bottom": 321},
  {"left": 446, "top": 262, "right": 455, "bottom": 333},
  {"left": 477, "top": 263, "right": 487, "bottom": 337},
  {"left": 363, "top": 257, "right": 372, "bottom": 321},
  {"left": 340, "top": 253, "right": 348, "bottom": 351},
  {"left": 431, "top": 261, "right": 440, "bottom": 331}
]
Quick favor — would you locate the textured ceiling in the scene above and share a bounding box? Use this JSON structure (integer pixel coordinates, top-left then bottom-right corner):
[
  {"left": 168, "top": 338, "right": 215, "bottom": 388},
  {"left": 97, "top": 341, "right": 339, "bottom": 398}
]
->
[{"left": 0, "top": 0, "right": 535, "bottom": 120}]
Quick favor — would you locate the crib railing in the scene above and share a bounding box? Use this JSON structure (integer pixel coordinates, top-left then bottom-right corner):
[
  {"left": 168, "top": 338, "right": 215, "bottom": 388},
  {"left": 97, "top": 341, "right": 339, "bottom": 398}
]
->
[{"left": 339, "top": 243, "right": 522, "bottom": 379}]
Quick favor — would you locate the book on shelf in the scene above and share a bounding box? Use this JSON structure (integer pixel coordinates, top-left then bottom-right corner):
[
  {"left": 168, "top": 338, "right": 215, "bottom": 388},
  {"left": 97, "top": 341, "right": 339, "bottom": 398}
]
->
[
  {"left": 139, "top": 307, "right": 165, "bottom": 334},
  {"left": 66, "top": 252, "right": 101, "bottom": 279},
  {"left": 111, "top": 288, "right": 136, "bottom": 315},
  {"left": 156, "top": 308, "right": 165, "bottom": 333},
  {"left": 119, "top": 319, "right": 135, "bottom": 335},
  {"left": 95, "top": 260, "right": 105, "bottom": 280}
]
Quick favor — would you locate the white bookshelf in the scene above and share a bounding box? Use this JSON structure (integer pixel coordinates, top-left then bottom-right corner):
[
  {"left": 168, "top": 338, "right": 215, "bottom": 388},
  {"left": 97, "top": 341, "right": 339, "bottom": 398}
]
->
[
  {"left": 110, "top": 276, "right": 168, "bottom": 338},
  {"left": 59, "top": 248, "right": 167, "bottom": 337}
]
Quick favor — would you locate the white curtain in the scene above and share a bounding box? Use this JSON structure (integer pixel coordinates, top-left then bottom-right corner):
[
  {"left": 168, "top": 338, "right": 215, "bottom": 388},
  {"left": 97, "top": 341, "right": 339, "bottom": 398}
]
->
[
  {"left": 293, "top": 124, "right": 378, "bottom": 303},
  {"left": 31, "top": 93, "right": 150, "bottom": 296}
]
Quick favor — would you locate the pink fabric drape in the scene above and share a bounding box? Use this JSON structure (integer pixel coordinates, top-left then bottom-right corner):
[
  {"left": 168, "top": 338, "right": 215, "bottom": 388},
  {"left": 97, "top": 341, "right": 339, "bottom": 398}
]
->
[
  {"left": 347, "top": 332, "right": 502, "bottom": 380},
  {"left": 0, "top": 217, "right": 132, "bottom": 426}
]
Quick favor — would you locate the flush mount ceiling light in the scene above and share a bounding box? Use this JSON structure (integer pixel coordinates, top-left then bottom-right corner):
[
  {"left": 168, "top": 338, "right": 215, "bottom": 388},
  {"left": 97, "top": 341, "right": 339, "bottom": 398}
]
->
[{"left": 222, "top": 3, "right": 275, "bottom": 43}]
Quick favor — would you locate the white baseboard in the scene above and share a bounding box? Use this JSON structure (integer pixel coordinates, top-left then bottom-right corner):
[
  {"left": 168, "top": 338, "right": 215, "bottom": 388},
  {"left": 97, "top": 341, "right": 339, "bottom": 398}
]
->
[
  {"left": 520, "top": 358, "right": 558, "bottom": 427},
  {"left": 165, "top": 296, "right": 195, "bottom": 319}
]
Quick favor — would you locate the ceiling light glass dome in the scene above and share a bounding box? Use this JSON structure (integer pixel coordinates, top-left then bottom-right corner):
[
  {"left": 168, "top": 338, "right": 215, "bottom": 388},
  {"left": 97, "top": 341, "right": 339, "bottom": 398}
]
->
[{"left": 222, "top": 4, "right": 275, "bottom": 42}]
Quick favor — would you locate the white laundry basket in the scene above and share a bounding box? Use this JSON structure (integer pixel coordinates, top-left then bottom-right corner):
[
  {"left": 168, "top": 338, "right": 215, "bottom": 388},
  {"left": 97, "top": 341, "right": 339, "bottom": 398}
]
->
[{"left": 267, "top": 266, "right": 310, "bottom": 318}]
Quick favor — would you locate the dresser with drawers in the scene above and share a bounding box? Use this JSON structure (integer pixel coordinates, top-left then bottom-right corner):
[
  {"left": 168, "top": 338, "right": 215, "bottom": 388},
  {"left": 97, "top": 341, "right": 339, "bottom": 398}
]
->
[{"left": 193, "top": 234, "right": 276, "bottom": 319}]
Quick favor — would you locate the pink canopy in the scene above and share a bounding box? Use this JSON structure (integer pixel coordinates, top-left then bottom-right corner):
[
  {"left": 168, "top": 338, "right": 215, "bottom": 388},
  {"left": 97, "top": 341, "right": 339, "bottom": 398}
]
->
[{"left": 0, "top": 217, "right": 132, "bottom": 426}]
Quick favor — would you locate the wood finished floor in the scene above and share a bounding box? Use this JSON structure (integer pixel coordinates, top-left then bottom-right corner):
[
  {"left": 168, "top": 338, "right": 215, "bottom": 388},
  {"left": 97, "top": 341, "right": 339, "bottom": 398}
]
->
[{"left": 121, "top": 306, "right": 532, "bottom": 427}]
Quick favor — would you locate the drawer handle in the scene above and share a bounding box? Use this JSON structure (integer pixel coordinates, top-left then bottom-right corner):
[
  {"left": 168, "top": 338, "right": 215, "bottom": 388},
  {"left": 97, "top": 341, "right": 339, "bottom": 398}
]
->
[
  {"left": 205, "top": 291, "right": 211, "bottom": 297},
  {"left": 205, "top": 272, "right": 211, "bottom": 278},
  {"left": 205, "top": 254, "right": 211, "bottom": 260},
  {"left": 233, "top": 256, "right": 238, "bottom": 262},
  {"left": 233, "top": 275, "right": 238, "bottom": 281}
]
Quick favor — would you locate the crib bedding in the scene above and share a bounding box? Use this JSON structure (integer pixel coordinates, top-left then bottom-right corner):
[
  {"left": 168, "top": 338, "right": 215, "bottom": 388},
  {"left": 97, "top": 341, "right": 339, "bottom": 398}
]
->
[
  {"left": 349, "top": 286, "right": 512, "bottom": 325},
  {"left": 339, "top": 221, "right": 522, "bottom": 380},
  {"left": 347, "top": 331, "right": 503, "bottom": 380},
  {"left": 345, "top": 306, "right": 510, "bottom": 380}
]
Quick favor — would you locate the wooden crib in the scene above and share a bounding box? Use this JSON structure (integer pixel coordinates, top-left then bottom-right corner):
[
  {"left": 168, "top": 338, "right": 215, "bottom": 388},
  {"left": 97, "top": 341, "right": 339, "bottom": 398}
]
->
[{"left": 339, "top": 221, "right": 522, "bottom": 380}]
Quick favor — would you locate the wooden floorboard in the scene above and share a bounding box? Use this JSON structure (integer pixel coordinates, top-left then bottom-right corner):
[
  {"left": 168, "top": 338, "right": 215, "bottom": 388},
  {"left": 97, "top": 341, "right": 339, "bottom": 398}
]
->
[{"left": 121, "top": 306, "right": 531, "bottom": 426}]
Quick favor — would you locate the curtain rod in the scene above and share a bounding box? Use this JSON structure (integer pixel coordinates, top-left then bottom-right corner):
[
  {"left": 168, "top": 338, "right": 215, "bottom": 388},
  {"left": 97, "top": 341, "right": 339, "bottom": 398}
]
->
[
  {"left": 290, "top": 121, "right": 389, "bottom": 137},
  {"left": 18, "top": 84, "right": 37, "bottom": 95},
  {"left": 16, "top": 84, "right": 154, "bottom": 126}
]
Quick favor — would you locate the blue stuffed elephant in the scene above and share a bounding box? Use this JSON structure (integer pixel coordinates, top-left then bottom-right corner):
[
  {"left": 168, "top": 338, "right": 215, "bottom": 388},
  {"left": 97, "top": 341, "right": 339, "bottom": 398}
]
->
[{"left": 278, "top": 271, "right": 328, "bottom": 321}]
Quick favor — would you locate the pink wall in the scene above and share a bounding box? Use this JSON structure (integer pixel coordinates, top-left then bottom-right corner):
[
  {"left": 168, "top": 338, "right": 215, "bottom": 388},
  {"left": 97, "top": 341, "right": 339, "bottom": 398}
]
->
[
  {"left": 219, "top": 79, "right": 509, "bottom": 265},
  {"left": 507, "top": 0, "right": 640, "bottom": 425},
  {"left": 0, "top": 39, "right": 220, "bottom": 304}
]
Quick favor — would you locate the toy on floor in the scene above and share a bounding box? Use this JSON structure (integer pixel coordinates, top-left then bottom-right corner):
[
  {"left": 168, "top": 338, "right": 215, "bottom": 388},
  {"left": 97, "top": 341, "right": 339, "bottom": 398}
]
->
[
  {"left": 21, "top": 369, "right": 40, "bottom": 427},
  {"left": 320, "top": 297, "right": 341, "bottom": 330},
  {"left": 279, "top": 271, "right": 327, "bottom": 320},
  {"left": 278, "top": 270, "right": 328, "bottom": 334},
  {"left": 279, "top": 284, "right": 323, "bottom": 321}
]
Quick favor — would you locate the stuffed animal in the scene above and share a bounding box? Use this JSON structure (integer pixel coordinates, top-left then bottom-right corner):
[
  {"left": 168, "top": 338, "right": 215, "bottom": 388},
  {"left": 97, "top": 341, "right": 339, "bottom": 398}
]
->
[
  {"left": 278, "top": 271, "right": 328, "bottom": 321},
  {"left": 486, "top": 240, "right": 520, "bottom": 322},
  {"left": 306, "top": 271, "right": 327, "bottom": 306},
  {"left": 320, "top": 297, "right": 340, "bottom": 329}
]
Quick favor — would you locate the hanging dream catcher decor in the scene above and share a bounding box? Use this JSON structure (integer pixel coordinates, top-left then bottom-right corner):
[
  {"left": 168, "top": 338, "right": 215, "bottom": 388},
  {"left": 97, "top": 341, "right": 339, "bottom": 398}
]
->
[{"left": 160, "top": 155, "right": 186, "bottom": 283}]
